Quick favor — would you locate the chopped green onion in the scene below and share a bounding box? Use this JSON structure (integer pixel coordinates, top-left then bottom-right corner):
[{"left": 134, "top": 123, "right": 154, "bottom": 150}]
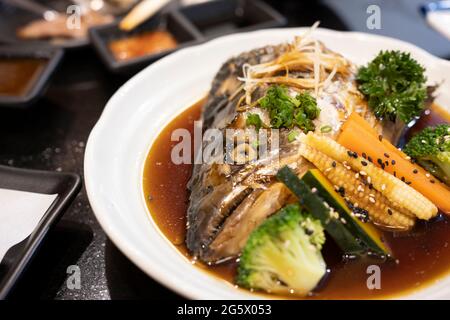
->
[
  {"left": 320, "top": 125, "right": 332, "bottom": 133},
  {"left": 288, "top": 130, "right": 299, "bottom": 142},
  {"left": 246, "top": 113, "right": 263, "bottom": 132}
]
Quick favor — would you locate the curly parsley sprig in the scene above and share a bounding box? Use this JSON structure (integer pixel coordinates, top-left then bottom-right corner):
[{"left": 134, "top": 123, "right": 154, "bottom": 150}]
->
[{"left": 357, "top": 50, "right": 427, "bottom": 123}]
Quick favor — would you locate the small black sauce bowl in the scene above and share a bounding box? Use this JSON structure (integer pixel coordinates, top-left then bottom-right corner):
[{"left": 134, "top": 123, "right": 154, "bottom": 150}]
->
[
  {"left": 178, "top": 0, "right": 287, "bottom": 39},
  {"left": 89, "top": 11, "right": 204, "bottom": 75},
  {"left": 0, "top": 46, "right": 63, "bottom": 109}
]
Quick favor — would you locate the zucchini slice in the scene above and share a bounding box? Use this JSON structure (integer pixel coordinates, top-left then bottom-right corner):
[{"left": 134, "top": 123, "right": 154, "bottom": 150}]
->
[
  {"left": 302, "top": 169, "right": 391, "bottom": 257},
  {"left": 277, "top": 166, "right": 367, "bottom": 255}
]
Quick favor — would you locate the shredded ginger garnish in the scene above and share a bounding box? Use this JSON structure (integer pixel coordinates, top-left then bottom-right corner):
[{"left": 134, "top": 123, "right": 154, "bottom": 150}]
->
[{"left": 237, "top": 21, "right": 350, "bottom": 107}]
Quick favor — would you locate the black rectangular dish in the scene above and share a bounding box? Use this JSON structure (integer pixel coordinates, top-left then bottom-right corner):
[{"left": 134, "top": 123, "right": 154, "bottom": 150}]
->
[
  {"left": 0, "top": 46, "right": 63, "bottom": 108},
  {"left": 0, "top": 165, "right": 81, "bottom": 299},
  {"left": 178, "top": 0, "right": 287, "bottom": 39},
  {"left": 89, "top": 11, "right": 203, "bottom": 74}
]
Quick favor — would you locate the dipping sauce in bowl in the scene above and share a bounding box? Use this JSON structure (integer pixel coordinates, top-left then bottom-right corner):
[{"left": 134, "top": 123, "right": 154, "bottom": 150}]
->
[
  {"left": 0, "top": 57, "right": 47, "bottom": 96},
  {"left": 109, "top": 30, "right": 178, "bottom": 62}
]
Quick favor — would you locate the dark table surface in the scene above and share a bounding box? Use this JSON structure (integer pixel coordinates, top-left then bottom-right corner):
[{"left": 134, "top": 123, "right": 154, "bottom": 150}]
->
[{"left": 1, "top": 0, "right": 449, "bottom": 300}]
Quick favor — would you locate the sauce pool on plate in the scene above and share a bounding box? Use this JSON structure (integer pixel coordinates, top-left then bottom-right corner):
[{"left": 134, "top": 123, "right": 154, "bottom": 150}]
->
[{"left": 143, "top": 100, "right": 450, "bottom": 299}]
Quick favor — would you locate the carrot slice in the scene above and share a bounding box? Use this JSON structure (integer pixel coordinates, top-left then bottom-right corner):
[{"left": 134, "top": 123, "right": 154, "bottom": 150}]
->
[
  {"left": 342, "top": 113, "right": 405, "bottom": 158},
  {"left": 338, "top": 115, "right": 450, "bottom": 214}
]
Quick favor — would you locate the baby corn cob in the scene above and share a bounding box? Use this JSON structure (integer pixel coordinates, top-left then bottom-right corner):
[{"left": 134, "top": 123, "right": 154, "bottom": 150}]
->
[
  {"left": 301, "top": 132, "right": 438, "bottom": 220},
  {"left": 299, "top": 144, "right": 415, "bottom": 230},
  {"left": 301, "top": 133, "right": 415, "bottom": 219}
]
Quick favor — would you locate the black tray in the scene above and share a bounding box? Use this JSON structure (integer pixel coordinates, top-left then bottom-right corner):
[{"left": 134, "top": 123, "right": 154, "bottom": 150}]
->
[
  {"left": 0, "top": 165, "right": 81, "bottom": 299},
  {"left": 89, "top": 10, "right": 203, "bottom": 75},
  {"left": 179, "top": 0, "right": 287, "bottom": 39},
  {"left": 0, "top": 46, "right": 63, "bottom": 108}
]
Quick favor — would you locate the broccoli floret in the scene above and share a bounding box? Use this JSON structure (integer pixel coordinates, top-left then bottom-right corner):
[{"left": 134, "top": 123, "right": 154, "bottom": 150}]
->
[
  {"left": 404, "top": 124, "right": 450, "bottom": 186},
  {"left": 236, "top": 204, "right": 326, "bottom": 296}
]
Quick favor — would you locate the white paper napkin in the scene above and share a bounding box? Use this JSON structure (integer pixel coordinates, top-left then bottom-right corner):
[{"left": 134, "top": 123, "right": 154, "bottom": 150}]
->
[{"left": 0, "top": 188, "right": 57, "bottom": 262}]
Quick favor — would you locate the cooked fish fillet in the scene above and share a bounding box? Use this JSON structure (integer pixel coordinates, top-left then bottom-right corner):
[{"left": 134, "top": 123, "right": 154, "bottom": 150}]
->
[{"left": 186, "top": 34, "right": 383, "bottom": 263}]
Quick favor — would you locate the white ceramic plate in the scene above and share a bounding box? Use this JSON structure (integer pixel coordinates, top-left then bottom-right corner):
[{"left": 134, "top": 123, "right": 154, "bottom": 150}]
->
[{"left": 85, "top": 27, "right": 450, "bottom": 300}]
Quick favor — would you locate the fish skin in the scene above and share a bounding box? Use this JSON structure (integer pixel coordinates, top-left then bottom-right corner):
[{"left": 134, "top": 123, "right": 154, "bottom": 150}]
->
[{"left": 186, "top": 44, "right": 289, "bottom": 260}]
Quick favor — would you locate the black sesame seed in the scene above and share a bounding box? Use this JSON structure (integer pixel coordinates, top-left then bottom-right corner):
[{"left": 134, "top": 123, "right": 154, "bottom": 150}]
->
[
  {"left": 381, "top": 163, "right": 385, "bottom": 170},
  {"left": 378, "top": 135, "right": 383, "bottom": 142},
  {"left": 391, "top": 160, "right": 396, "bottom": 165},
  {"left": 413, "top": 169, "right": 418, "bottom": 174},
  {"left": 368, "top": 156, "right": 373, "bottom": 163},
  {"left": 345, "top": 200, "right": 354, "bottom": 210},
  {"left": 384, "top": 153, "right": 390, "bottom": 158},
  {"left": 406, "top": 181, "right": 412, "bottom": 185},
  {"left": 347, "top": 151, "right": 353, "bottom": 157},
  {"left": 401, "top": 177, "right": 405, "bottom": 182},
  {"left": 377, "top": 158, "right": 383, "bottom": 166},
  {"left": 394, "top": 171, "right": 397, "bottom": 177},
  {"left": 332, "top": 161, "right": 337, "bottom": 167},
  {"left": 361, "top": 160, "right": 368, "bottom": 166},
  {"left": 387, "top": 209, "right": 393, "bottom": 215},
  {"left": 362, "top": 152, "right": 367, "bottom": 159},
  {"left": 430, "top": 179, "right": 435, "bottom": 184}
]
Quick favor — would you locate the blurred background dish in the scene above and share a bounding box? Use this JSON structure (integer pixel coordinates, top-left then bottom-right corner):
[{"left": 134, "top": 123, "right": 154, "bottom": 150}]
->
[
  {"left": 421, "top": 0, "right": 450, "bottom": 40},
  {"left": 178, "top": 0, "right": 287, "bottom": 38},
  {"left": 89, "top": 10, "right": 202, "bottom": 74},
  {"left": 0, "top": 0, "right": 137, "bottom": 49},
  {"left": 0, "top": 46, "right": 63, "bottom": 108},
  {"left": 89, "top": 0, "right": 286, "bottom": 74}
]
